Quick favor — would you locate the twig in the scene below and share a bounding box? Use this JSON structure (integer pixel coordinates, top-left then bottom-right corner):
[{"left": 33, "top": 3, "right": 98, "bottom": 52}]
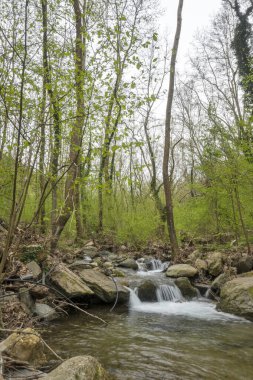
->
[{"left": 62, "top": 301, "right": 107, "bottom": 325}]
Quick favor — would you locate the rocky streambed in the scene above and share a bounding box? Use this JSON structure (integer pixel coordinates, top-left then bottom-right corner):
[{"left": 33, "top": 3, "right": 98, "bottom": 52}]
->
[{"left": 1, "top": 242, "right": 253, "bottom": 379}]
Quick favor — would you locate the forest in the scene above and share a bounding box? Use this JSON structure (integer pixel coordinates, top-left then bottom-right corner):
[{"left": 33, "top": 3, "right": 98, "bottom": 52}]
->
[{"left": 0, "top": 0, "right": 253, "bottom": 379}]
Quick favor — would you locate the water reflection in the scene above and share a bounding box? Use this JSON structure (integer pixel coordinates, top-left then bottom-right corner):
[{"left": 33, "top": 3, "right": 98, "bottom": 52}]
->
[{"left": 44, "top": 306, "right": 253, "bottom": 380}]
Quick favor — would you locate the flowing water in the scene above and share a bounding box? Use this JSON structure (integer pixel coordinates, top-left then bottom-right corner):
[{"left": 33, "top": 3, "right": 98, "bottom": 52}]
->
[{"left": 44, "top": 262, "right": 253, "bottom": 380}]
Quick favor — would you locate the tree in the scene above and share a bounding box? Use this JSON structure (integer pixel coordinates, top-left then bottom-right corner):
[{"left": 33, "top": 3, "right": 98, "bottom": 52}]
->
[{"left": 163, "top": 0, "right": 184, "bottom": 257}]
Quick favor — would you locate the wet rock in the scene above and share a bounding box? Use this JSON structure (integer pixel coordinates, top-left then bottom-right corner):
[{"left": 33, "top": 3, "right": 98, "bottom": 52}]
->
[
  {"left": 217, "top": 274, "right": 253, "bottom": 320},
  {"left": 49, "top": 264, "right": 94, "bottom": 298},
  {"left": 0, "top": 328, "right": 47, "bottom": 368},
  {"left": 236, "top": 256, "right": 253, "bottom": 275},
  {"left": 34, "top": 303, "right": 58, "bottom": 321},
  {"left": 195, "top": 283, "right": 210, "bottom": 297},
  {"left": 112, "top": 269, "right": 125, "bottom": 277},
  {"left": 118, "top": 258, "right": 138, "bottom": 271},
  {"left": 44, "top": 355, "right": 112, "bottom": 380},
  {"left": 206, "top": 251, "right": 224, "bottom": 277},
  {"left": 211, "top": 273, "right": 231, "bottom": 295},
  {"left": 166, "top": 264, "right": 198, "bottom": 278},
  {"left": 174, "top": 277, "right": 198, "bottom": 299},
  {"left": 138, "top": 280, "right": 157, "bottom": 302},
  {"left": 78, "top": 269, "right": 129, "bottom": 303}
]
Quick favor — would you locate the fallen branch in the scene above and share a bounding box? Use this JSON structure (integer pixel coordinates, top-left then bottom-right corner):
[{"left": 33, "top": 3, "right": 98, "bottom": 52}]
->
[{"left": 61, "top": 301, "right": 107, "bottom": 325}]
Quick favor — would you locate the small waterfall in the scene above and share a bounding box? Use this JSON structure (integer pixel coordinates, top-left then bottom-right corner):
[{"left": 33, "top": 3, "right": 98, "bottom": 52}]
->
[
  {"left": 127, "top": 287, "right": 142, "bottom": 308},
  {"left": 137, "top": 260, "right": 147, "bottom": 272},
  {"left": 149, "top": 259, "right": 169, "bottom": 272},
  {"left": 156, "top": 284, "right": 184, "bottom": 302}
]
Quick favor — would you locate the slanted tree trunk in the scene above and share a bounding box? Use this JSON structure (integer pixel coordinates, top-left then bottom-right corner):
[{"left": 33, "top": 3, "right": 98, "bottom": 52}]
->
[{"left": 163, "top": 0, "right": 184, "bottom": 258}]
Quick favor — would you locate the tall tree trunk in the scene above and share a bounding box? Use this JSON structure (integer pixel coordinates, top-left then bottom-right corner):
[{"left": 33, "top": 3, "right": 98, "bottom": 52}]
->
[
  {"left": 39, "top": 0, "right": 47, "bottom": 233},
  {"left": 41, "top": 0, "right": 61, "bottom": 236},
  {"left": 0, "top": 0, "right": 29, "bottom": 276},
  {"left": 51, "top": 0, "right": 85, "bottom": 250},
  {"left": 162, "top": 0, "right": 184, "bottom": 258}
]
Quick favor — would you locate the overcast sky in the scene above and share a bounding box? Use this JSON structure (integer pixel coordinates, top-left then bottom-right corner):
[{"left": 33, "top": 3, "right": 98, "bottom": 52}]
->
[{"left": 159, "top": 0, "right": 222, "bottom": 66}]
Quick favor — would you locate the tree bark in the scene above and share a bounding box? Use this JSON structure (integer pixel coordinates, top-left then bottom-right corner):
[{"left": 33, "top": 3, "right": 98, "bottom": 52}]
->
[
  {"left": 163, "top": 0, "right": 184, "bottom": 258},
  {"left": 51, "top": 0, "right": 85, "bottom": 250}
]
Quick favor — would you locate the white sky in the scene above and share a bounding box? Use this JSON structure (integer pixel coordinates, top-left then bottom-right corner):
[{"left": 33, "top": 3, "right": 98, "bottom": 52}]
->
[{"left": 159, "top": 0, "right": 222, "bottom": 67}]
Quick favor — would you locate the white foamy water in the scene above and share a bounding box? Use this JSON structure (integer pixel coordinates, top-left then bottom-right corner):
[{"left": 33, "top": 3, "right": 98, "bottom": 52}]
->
[
  {"left": 128, "top": 288, "right": 245, "bottom": 322},
  {"left": 156, "top": 284, "right": 184, "bottom": 302}
]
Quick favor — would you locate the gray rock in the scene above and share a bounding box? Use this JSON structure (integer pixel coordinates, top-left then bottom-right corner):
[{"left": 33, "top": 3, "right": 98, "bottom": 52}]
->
[
  {"left": 195, "top": 259, "right": 208, "bottom": 272},
  {"left": 118, "top": 258, "right": 138, "bottom": 270},
  {"left": 26, "top": 261, "right": 42, "bottom": 278},
  {"left": 49, "top": 263, "right": 94, "bottom": 298},
  {"left": 217, "top": 273, "right": 253, "bottom": 320},
  {"left": 211, "top": 273, "right": 231, "bottom": 295},
  {"left": 138, "top": 280, "right": 157, "bottom": 302},
  {"left": 76, "top": 246, "right": 98, "bottom": 259},
  {"left": 236, "top": 256, "right": 253, "bottom": 274},
  {"left": 206, "top": 251, "right": 224, "bottom": 277},
  {"left": 78, "top": 269, "right": 129, "bottom": 303},
  {"left": 34, "top": 303, "right": 58, "bottom": 321},
  {"left": 44, "top": 356, "right": 112, "bottom": 380},
  {"left": 166, "top": 264, "right": 198, "bottom": 278},
  {"left": 68, "top": 260, "right": 94, "bottom": 270},
  {"left": 174, "top": 277, "right": 198, "bottom": 299}
]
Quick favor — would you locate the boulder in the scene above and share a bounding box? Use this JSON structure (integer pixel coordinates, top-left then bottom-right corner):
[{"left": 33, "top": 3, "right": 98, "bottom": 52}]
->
[
  {"left": 29, "top": 285, "right": 49, "bottom": 299},
  {"left": 166, "top": 264, "right": 198, "bottom": 278},
  {"left": 75, "top": 246, "right": 98, "bottom": 259},
  {"left": 44, "top": 355, "right": 112, "bottom": 380},
  {"left": 236, "top": 256, "right": 253, "bottom": 274},
  {"left": 26, "top": 261, "right": 42, "bottom": 279},
  {"left": 217, "top": 274, "right": 253, "bottom": 320},
  {"left": 206, "top": 251, "right": 224, "bottom": 277},
  {"left": 118, "top": 258, "right": 138, "bottom": 271},
  {"left": 34, "top": 303, "right": 58, "bottom": 321},
  {"left": 78, "top": 269, "right": 129, "bottom": 303},
  {"left": 49, "top": 264, "right": 94, "bottom": 298},
  {"left": 0, "top": 328, "right": 47, "bottom": 368},
  {"left": 68, "top": 260, "right": 94, "bottom": 270},
  {"left": 174, "top": 277, "right": 198, "bottom": 299},
  {"left": 188, "top": 250, "right": 202, "bottom": 263},
  {"left": 195, "top": 259, "right": 208, "bottom": 272},
  {"left": 211, "top": 273, "right": 231, "bottom": 295},
  {"left": 138, "top": 280, "right": 157, "bottom": 302}
]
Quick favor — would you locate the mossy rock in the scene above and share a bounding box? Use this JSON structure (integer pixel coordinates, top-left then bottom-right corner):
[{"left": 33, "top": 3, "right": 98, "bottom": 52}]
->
[
  {"left": 217, "top": 275, "right": 253, "bottom": 320},
  {"left": 44, "top": 356, "right": 113, "bottom": 380},
  {"left": 166, "top": 264, "right": 198, "bottom": 278},
  {"left": 175, "top": 277, "right": 198, "bottom": 299}
]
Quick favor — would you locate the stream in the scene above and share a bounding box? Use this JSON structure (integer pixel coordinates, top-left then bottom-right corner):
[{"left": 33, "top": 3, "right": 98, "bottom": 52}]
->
[{"left": 44, "top": 260, "right": 253, "bottom": 380}]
